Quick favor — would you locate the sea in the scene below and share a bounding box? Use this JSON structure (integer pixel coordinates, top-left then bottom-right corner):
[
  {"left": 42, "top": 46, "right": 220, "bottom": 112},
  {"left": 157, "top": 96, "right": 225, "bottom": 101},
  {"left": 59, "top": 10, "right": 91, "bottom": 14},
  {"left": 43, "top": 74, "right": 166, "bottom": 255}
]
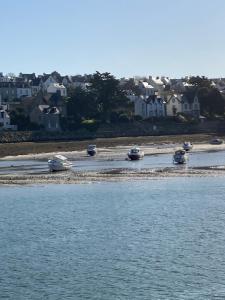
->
[{"left": 1, "top": 153, "right": 225, "bottom": 299}]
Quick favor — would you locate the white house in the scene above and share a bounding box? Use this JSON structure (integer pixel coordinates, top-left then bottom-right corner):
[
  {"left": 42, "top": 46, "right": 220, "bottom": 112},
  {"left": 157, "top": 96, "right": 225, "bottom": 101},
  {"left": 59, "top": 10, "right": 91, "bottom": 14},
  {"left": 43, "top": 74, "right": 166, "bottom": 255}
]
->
[
  {"left": 166, "top": 93, "right": 200, "bottom": 117},
  {"left": 148, "top": 76, "right": 165, "bottom": 92},
  {"left": 138, "top": 81, "right": 155, "bottom": 96},
  {"left": 42, "top": 75, "right": 58, "bottom": 90},
  {"left": 0, "top": 96, "right": 17, "bottom": 130},
  {"left": 47, "top": 83, "right": 67, "bottom": 97},
  {"left": 166, "top": 94, "right": 182, "bottom": 116},
  {"left": 16, "top": 86, "right": 32, "bottom": 98},
  {"left": 134, "top": 94, "right": 166, "bottom": 118}
]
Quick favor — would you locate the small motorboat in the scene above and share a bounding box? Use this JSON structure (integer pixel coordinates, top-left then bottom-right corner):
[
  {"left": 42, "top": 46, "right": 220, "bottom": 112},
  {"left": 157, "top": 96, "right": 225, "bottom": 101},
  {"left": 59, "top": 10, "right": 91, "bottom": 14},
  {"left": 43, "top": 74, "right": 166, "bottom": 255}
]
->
[
  {"left": 173, "top": 149, "right": 188, "bottom": 164},
  {"left": 210, "top": 138, "right": 224, "bottom": 145},
  {"left": 183, "top": 141, "right": 193, "bottom": 151},
  {"left": 127, "top": 146, "right": 144, "bottom": 160},
  {"left": 87, "top": 144, "right": 97, "bottom": 156},
  {"left": 48, "top": 155, "right": 73, "bottom": 172}
]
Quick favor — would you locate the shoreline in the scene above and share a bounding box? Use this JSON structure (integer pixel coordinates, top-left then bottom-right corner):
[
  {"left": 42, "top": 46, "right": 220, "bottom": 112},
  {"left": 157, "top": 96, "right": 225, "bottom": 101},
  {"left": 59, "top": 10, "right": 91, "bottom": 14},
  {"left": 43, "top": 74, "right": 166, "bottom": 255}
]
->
[
  {"left": 1, "top": 133, "right": 225, "bottom": 185},
  {"left": 1, "top": 133, "right": 225, "bottom": 161},
  {"left": 0, "top": 133, "right": 221, "bottom": 160}
]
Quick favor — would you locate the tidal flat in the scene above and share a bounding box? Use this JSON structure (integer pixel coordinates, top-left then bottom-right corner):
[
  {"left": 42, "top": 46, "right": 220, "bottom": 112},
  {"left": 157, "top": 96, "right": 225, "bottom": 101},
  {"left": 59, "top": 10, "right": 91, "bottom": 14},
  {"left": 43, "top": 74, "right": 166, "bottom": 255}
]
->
[{"left": 1, "top": 137, "right": 225, "bottom": 185}]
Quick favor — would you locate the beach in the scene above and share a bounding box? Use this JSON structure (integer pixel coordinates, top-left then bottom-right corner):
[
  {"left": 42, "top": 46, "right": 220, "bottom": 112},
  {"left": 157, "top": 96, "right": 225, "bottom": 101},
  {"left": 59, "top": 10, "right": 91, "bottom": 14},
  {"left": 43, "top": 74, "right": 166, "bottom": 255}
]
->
[{"left": 1, "top": 134, "right": 225, "bottom": 185}]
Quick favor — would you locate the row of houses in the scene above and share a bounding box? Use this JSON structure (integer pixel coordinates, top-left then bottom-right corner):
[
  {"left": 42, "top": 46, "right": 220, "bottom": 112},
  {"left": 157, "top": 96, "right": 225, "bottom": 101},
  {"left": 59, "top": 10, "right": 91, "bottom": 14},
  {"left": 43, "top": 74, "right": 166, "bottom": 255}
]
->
[
  {"left": 129, "top": 81, "right": 200, "bottom": 119},
  {"left": 0, "top": 72, "right": 67, "bottom": 102},
  {"left": 1, "top": 72, "right": 225, "bottom": 132}
]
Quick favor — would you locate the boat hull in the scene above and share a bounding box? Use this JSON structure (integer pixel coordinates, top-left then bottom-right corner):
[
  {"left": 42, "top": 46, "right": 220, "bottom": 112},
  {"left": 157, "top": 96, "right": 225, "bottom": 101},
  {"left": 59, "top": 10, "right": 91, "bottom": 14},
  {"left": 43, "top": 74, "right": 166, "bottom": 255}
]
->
[
  {"left": 48, "top": 161, "right": 72, "bottom": 172},
  {"left": 87, "top": 150, "right": 97, "bottom": 156},
  {"left": 183, "top": 144, "right": 193, "bottom": 151},
  {"left": 173, "top": 155, "right": 188, "bottom": 164},
  {"left": 128, "top": 153, "right": 144, "bottom": 160}
]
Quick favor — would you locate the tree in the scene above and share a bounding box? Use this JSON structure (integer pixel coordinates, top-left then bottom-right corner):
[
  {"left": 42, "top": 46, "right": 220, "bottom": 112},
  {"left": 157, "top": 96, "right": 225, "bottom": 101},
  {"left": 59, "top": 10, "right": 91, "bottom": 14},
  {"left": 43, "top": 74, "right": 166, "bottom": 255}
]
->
[
  {"left": 121, "top": 78, "right": 141, "bottom": 96},
  {"left": 188, "top": 76, "right": 212, "bottom": 88},
  {"left": 10, "top": 108, "right": 40, "bottom": 130},
  {"left": 64, "top": 86, "right": 97, "bottom": 129},
  {"left": 89, "top": 71, "right": 130, "bottom": 122},
  {"left": 188, "top": 76, "right": 225, "bottom": 115},
  {"left": 198, "top": 87, "right": 225, "bottom": 115}
]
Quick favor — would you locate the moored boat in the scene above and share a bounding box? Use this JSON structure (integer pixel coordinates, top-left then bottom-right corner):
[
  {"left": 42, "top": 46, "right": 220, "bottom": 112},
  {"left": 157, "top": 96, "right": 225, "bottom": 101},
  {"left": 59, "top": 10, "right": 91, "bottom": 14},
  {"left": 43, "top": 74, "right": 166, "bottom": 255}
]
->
[
  {"left": 127, "top": 146, "right": 144, "bottom": 160},
  {"left": 173, "top": 149, "right": 188, "bottom": 164},
  {"left": 210, "top": 138, "right": 224, "bottom": 145},
  {"left": 48, "top": 155, "right": 73, "bottom": 172},
  {"left": 87, "top": 144, "right": 97, "bottom": 156},
  {"left": 183, "top": 141, "right": 193, "bottom": 151}
]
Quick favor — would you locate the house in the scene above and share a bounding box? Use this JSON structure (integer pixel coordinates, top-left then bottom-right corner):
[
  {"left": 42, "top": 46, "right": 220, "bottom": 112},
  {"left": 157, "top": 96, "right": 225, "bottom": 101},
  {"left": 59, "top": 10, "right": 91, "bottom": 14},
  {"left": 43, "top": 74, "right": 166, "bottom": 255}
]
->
[
  {"left": 182, "top": 94, "right": 200, "bottom": 118},
  {"left": 0, "top": 96, "right": 17, "bottom": 130},
  {"left": 41, "top": 75, "right": 58, "bottom": 90},
  {"left": 40, "top": 74, "right": 67, "bottom": 96},
  {"left": 0, "top": 82, "right": 17, "bottom": 102},
  {"left": 62, "top": 76, "right": 72, "bottom": 87},
  {"left": 47, "top": 82, "right": 67, "bottom": 97},
  {"left": 148, "top": 76, "right": 165, "bottom": 92},
  {"left": 138, "top": 81, "right": 155, "bottom": 97},
  {"left": 165, "top": 94, "right": 182, "bottom": 116},
  {"left": 30, "top": 104, "right": 61, "bottom": 131},
  {"left": 16, "top": 83, "right": 32, "bottom": 99},
  {"left": 166, "top": 92, "right": 200, "bottom": 117},
  {"left": 31, "top": 78, "right": 41, "bottom": 96},
  {"left": 134, "top": 94, "right": 166, "bottom": 118}
]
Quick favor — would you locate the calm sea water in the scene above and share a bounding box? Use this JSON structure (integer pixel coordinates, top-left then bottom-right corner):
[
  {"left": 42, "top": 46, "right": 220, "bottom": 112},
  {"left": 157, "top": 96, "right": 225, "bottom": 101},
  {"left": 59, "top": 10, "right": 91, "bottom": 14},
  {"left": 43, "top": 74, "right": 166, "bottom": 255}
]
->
[{"left": 1, "top": 178, "right": 225, "bottom": 299}]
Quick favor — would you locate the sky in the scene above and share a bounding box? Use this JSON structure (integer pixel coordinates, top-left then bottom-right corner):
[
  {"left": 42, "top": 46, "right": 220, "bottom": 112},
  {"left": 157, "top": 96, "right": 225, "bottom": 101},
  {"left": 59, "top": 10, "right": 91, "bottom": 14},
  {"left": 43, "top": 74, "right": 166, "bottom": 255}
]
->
[{"left": 1, "top": 0, "right": 225, "bottom": 78}]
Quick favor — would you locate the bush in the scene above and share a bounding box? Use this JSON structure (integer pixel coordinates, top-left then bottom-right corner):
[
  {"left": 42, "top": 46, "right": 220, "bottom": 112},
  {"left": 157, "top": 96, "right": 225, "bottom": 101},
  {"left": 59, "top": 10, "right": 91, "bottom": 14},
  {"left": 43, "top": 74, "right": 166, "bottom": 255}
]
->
[
  {"left": 81, "top": 119, "right": 100, "bottom": 132},
  {"left": 133, "top": 115, "right": 143, "bottom": 121},
  {"left": 118, "top": 113, "right": 130, "bottom": 123}
]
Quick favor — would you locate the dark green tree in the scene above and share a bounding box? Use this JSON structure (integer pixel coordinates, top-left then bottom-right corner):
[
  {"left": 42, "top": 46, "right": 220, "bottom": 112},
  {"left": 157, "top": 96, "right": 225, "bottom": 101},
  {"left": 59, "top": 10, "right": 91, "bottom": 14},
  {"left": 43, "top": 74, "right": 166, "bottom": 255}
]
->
[
  {"left": 188, "top": 76, "right": 212, "bottom": 88},
  {"left": 89, "top": 71, "right": 130, "bottom": 122},
  {"left": 121, "top": 78, "right": 141, "bottom": 96},
  {"left": 188, "top": 76, "right": 225, "bottom": 115},
  {"left": 64, "top": 87, "right": 97, "bottom": 129}
]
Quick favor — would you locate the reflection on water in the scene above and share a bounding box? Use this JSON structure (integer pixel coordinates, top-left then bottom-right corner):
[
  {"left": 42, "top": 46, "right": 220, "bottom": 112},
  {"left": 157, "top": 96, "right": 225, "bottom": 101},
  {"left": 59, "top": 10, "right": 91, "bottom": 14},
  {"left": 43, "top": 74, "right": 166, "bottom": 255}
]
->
[{"left": 1, "top": 178, "right": 225, "bottom": 299}]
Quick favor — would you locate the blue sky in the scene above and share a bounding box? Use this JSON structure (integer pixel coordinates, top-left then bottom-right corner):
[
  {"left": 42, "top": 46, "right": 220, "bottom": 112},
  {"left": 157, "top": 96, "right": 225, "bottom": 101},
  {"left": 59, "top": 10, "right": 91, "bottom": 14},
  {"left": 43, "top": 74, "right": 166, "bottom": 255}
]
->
[{"left": 1, "top": 0, "right": 225, "bottom": 78}]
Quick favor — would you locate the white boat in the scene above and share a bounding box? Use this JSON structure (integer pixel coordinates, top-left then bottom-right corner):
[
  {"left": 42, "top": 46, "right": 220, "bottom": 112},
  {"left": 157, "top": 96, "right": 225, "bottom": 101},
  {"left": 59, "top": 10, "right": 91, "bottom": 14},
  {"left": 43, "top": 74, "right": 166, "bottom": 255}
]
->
[
  {"left": 173, "top": 149, "right": 188, "bottom": 164},
  {"left": 127, "top": 146, "right": 144, "bottom": 160},
  {"left": 48, "top": 155, "right": 73, "bottom": 172},
  {"left": 183, "top": 141, "right": 193, "bottom": 151},
  {"left": 87, "top": 144, "right": 97, "bottom": 156}
]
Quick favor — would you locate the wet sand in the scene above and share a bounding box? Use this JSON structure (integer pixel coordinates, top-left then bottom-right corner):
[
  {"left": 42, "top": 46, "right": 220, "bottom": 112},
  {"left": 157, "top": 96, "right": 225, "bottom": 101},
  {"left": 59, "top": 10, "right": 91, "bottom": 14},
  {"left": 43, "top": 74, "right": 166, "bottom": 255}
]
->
[
  {"left": 0, "top": 133, "right": 223, "bottom": 159},
  {"left": 1, "top": 134, "right": 225, "bottom": 184},
  {"left": 0, "top": 166, "right": 225, "bottom": 185}
]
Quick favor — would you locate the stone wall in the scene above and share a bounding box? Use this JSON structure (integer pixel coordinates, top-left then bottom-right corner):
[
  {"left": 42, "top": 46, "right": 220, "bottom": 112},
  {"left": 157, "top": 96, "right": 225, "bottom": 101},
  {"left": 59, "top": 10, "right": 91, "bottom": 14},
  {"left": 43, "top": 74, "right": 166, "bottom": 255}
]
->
[{"left": 0, "top": 120, "right": 224, "bottom": 143}]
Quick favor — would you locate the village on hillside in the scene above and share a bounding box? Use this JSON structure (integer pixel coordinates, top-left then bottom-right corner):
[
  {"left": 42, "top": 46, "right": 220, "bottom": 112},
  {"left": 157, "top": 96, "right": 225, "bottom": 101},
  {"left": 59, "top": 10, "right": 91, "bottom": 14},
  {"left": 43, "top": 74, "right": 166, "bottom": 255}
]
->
[{"left": 0, "top": 71, "right": 225, "bottom": 132}]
